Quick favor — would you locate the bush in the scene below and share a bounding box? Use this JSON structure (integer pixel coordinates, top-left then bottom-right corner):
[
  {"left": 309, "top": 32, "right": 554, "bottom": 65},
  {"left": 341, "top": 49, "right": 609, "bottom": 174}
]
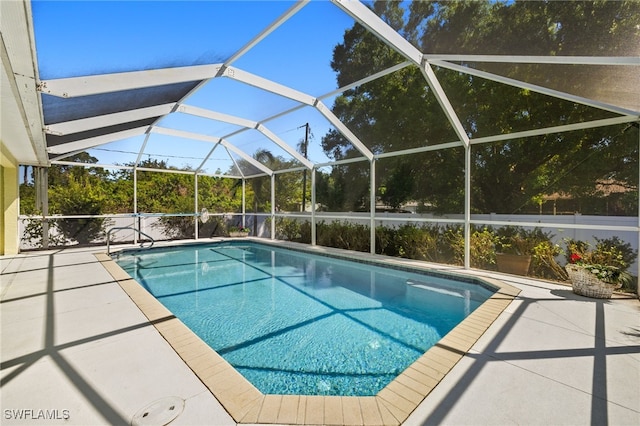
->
[
  {"left": 317, "top": 221, "right": 370, "bottom": 252},
  {"left": 273, "top": 220, "right": 636, "bottom": 291},
  {"left": 444, "top": 225, "right": 499, "bottom": 269},
  {"left": 531, "top": 240, "right": 566, "bottom": 281},
  {"left": 375, "top": 225, "right": 396, "bottom": 256},
  {"left": 53, "top": 178, "right": 108, "bottom": 244},
  {"left": 471, "top": 227, "right": 500, "bottom": 269},
  {"left": 593, "top": 236, "right": 637, "bottom": 271},
  {"left": 385, "top": 224, "right": 441, "bottom": 262},
  {"left": 275, "top": 218, "right": 311, "bottom": 243}
]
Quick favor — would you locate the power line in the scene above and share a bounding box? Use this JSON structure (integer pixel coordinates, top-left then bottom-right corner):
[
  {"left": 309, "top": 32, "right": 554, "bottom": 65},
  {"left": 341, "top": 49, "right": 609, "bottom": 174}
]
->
[{"left": 92, "top": 147, "right": 228, "bottom": 162}]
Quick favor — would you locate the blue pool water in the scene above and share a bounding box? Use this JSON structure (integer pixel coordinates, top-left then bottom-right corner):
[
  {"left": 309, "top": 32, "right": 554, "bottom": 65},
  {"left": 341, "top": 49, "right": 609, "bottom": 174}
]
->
[{"left": 115, "top": 242, "right": 495, "bottom": 396}]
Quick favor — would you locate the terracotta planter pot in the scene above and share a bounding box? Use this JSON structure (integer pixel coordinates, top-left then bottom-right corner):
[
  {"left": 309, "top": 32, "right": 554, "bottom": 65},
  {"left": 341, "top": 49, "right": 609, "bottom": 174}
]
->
[{"left": 496, "top": 253, "right": 532, "bottom": 276}]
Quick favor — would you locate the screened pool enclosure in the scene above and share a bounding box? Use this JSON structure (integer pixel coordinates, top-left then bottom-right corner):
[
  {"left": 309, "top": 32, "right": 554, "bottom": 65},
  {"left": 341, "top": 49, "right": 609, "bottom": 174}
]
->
[{"left": 2, "top": 1, "right": 639, "bottom": 293}]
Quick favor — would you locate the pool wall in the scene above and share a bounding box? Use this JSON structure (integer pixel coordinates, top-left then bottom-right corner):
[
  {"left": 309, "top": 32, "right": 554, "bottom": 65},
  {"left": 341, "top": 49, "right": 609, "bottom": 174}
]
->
[{"left": 98, "top": 239, "right": 520, "bottom": 425}]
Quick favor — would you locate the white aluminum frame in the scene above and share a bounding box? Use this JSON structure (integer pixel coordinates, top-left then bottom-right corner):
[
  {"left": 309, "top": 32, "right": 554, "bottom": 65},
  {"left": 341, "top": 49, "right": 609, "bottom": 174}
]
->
[{"left": 23, "top": 0, "right": 639, "bottom": 296}]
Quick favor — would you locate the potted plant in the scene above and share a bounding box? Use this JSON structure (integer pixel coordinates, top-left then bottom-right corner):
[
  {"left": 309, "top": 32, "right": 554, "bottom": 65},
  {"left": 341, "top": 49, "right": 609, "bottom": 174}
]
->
[
  {"left": 564, "top": 237, "right": 635, "bottom": 298},
  {"left": 228, "top": 226, "right": 250, "bottom": 237},
  {"left": 495, "top": 227, "right": 536, "bottom": 276}
]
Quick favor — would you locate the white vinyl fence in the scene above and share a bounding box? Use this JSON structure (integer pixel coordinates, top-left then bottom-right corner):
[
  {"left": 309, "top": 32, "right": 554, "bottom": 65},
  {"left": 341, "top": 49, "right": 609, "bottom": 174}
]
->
[{"left": 19, "top": 212, "right": 638, "bottom": 272}]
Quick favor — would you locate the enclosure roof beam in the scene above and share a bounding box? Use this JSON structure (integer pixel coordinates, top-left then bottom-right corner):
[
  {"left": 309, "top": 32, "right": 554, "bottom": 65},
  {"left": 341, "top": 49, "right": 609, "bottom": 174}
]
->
[
  {"left": 151, "top": 126, "right": 221, "bottom": 144},
  {"left": 49, "top": 148, "right": 92, "bottom": 162},
  {"left": 314, "top": 156, "right": 369, "bottom": 169},
  {"left": 149, "top": 127, "right": 276, "bottom": 176},
  {"left": 224, "top": 66, "right": 317, "bottom": 106},
  {"left": 195, "top": 141, "right": 223, "bottom": 175},
  {"left": 432, "top": 60, "right": 640, "bottom": 117},
  {"left": 45, "top": 103, "right": 176, "bottom": 135},
  {"left": 133, "top": 133, "right": 151, "bottom": 168},
  {"left": 198, "top": 171, "right": 244, "bottom": 179},
  {"left": 179, "top": 104, "right": 257, "bottom": 128},
  {"left": 46, "top": 126, "right": 149, "bottom": 155},
  {"left": 224, "top": 145, "right": 246, "bottom": 178},
  {"left": 424, "top": 54, "right": 640, "bottom": 66},
  {"left": 420, "top": 63, "right": 470, "bottom": 147},
  {"left": 330, "top": 0, "right": 422, "bottom": 65},
  {"left": 146, "top": 79, "right": 212, "bottom": 150},
  {"left": 374, "top": 140, "right": 464, "bottom": 160},
  {"left": 319, "top": 61, "right": 413, "bottom": 101},
  {"left": 179, "top": 104, "right": 313, "bottom": 169},
  {"left": 219, "top": 138, "right": 274, "bottom": 176},
  {"left": 51, "top": 160, "right": 132, "bottom": 170},
  {"left": 39, "top": 63, "right": 224, "bottom": 98},
  {"left": 208, "top": 60, "right": 413, "bottom": 164},
  {"left": 471, "top": 116, "right": 638, "bottom": 146},
  {"left": 135, "top": 167, "right": 196, "bottom": 176},
  {"left": 98, "top": 4, "right": 308, "bottom": 152},
  {"left": 256, "top": 124, "right": 314, "bottom": 169},
  {"left": 315, "top": 100, "right": 374, "bottom": 161},
  {"left": 224, "top": 0, "right": 309, "bottom": 67},
  {"left": 331, "top": 0, "right": 469, "bottom": 147}
]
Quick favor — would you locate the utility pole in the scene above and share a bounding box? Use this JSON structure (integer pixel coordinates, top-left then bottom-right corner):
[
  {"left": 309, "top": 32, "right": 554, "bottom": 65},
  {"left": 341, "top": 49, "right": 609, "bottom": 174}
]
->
[{"left": 301, "top": 123, "right": 310, "bottom": 212}]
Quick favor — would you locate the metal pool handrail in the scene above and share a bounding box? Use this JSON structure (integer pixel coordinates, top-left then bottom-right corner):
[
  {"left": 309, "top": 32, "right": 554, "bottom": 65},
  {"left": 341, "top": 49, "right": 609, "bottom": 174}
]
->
[{"left": 107, "top": 226, "right": 154, "bottom": 255}]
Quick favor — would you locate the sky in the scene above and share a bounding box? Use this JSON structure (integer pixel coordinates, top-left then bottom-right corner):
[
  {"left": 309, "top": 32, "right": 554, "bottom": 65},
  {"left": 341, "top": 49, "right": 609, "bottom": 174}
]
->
[{"left": 31, "top": 0, "right": 360, "bottom": 173}]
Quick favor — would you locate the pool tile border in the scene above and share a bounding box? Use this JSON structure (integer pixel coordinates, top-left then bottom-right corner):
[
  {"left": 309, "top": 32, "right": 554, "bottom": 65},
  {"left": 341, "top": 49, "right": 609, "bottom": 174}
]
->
[{"left": 96, "top": 246, "right": 520, "bottom": 426}]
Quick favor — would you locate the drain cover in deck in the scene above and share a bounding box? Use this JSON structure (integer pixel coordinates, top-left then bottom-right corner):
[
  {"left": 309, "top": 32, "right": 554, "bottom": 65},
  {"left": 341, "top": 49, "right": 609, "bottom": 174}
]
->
[{"left": 131, "top": 396, "right": 184, "bottom": 426}]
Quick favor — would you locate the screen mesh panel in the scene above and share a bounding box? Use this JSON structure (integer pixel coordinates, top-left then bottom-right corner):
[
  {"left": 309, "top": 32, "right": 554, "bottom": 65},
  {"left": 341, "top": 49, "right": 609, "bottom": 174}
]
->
[
  {"left": 42, "top": 81, "right": 201, "bottom": 124},
  {"left": 46, "top": 118, "right": 158, "bottom": 147}
]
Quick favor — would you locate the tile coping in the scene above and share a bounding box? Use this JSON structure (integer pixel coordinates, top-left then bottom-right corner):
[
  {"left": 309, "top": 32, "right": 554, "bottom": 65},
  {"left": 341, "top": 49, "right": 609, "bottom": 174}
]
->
[{"left": 96, "top": 240, "right": 520, "bottom": 425}]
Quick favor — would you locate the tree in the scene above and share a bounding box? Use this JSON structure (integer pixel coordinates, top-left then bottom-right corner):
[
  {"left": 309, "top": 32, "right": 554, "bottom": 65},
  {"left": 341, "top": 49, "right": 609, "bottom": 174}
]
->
[
  {"left": 52, "top": 176, "right": 108, "bottom": 244},
  {"left": 19, "top": 153, "right": 252, "bottom": 246},
  {"left": 48, "top": 152, "right": 109, "bottom": 187},
  {"left": 379, "top": 160, "right": 415, "bottom": 210},
  {"left": 323, "top": 0, "right": 639, "bottom": 215},
  {"left": 45, "top": 152, "right": 111, "bottom": 244}
]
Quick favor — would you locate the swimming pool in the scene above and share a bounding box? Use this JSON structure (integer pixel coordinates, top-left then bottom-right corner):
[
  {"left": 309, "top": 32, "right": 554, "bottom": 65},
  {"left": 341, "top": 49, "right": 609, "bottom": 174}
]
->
[{"left": 115, "top": 241, "right": 496, "bottom": 397}]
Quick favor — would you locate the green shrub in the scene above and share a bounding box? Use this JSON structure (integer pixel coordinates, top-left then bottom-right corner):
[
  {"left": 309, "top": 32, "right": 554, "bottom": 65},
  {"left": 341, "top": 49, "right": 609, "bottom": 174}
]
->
[
  {"left": 375, "top": 226, "right": 396, "bottom": 256},
  {"left": 275, "top": 218, "right": 311, "bottom": 243},
  {"left": 444, "top": 225, "right": 499, "bottom": 269},
  {"left": 531, "top": 240, "right": 566, "bottom": 280},
  {"left": 271, "top": 220, "right": 637, "bottom": 291},
  {"left": 317, "top": 221, "right": 370, "bottom": 252},
  {"left": 593, "top": 236, "right": 637, "bottom": 271},
  {"left": 394, "top": 224, "right": 441, "bottom": 262},
  {"left": 52, "top": 177, "right": 108, "bottom": 244},
  {"left": 471, "top": 227, "right": 500, "bottom": 269}
]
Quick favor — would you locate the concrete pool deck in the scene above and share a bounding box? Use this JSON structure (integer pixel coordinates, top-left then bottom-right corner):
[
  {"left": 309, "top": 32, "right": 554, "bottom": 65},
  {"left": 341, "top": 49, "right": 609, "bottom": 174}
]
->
[{"left": 2, "top": 241, "right": 639, "bottom": 425}]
